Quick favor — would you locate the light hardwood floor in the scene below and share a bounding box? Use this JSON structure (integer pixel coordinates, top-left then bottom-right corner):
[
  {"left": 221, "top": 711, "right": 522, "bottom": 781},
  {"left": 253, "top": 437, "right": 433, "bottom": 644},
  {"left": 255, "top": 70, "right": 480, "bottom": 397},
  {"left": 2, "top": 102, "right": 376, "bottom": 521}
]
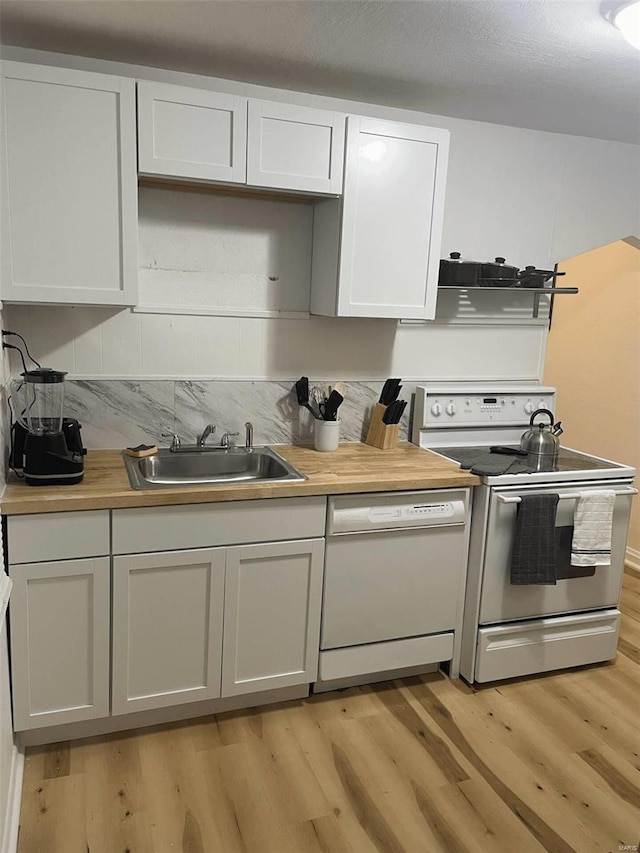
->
[{"left": 17, "top": 569, "right": 640, "bottom": 853}]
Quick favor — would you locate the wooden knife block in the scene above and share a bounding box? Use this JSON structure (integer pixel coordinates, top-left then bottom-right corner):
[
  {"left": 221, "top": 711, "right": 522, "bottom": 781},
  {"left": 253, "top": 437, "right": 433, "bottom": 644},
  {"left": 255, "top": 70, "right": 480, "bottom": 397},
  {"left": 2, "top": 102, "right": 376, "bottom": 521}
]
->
[{"left": 364, "top": 403, "right": 400, "bottom": 450}]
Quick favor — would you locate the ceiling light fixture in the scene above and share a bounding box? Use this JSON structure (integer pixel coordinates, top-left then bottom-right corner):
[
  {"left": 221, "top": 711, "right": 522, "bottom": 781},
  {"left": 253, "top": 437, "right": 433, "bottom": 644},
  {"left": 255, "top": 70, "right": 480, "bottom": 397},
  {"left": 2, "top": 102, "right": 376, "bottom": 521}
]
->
[{"left": 609, "top": 0, "right": 640, "bottom": 50}]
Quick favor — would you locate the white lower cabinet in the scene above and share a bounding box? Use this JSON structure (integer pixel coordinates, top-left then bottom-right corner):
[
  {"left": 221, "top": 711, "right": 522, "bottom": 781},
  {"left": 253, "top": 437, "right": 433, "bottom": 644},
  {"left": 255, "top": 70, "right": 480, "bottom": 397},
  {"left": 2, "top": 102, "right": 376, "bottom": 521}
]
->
[
  {"left": 112, "top": 538, "right": 324, "bottom": 710},
  {"left": 9, "top": 558, "right": 110, "bottom": 730},
  {"left": 6, "top": 499, "right": 327, "bottom": 734},
  {"left": 112, "top": 548, "right": 225, "bottom": 715},
  {"left": 222, "top": 539, "right": 325, "bottom": 696}
]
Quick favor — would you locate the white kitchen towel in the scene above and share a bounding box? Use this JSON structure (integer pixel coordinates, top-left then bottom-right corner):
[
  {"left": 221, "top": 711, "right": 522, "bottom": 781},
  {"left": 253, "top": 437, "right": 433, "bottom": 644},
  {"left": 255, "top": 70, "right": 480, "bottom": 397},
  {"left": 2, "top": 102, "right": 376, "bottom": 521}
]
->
[{"left": 570, "top": 490, "right": 616, "bottom": 567}]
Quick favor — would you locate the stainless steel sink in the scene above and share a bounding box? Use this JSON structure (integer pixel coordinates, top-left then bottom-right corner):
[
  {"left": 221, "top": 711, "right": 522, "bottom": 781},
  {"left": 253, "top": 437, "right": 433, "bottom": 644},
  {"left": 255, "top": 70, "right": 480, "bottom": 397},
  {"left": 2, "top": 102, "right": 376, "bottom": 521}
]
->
[{"left": 123, "top": 446, "right": 306, "bottom": 490}]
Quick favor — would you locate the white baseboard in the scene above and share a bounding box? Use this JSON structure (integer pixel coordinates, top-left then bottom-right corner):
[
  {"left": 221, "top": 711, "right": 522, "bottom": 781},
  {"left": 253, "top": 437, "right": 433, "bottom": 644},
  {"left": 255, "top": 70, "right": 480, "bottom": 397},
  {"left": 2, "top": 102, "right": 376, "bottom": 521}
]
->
[
  {"left": 1, "top": 745, "right": 24, "bottom": 853},
  {"left": 625, "top": 547, "right": 640, "bottom": 573}
]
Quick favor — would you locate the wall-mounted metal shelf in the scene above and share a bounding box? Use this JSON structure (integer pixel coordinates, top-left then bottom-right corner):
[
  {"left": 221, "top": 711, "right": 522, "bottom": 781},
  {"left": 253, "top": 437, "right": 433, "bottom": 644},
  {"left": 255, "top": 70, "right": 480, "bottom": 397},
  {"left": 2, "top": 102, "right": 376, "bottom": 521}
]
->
[{"left": 438, "top": 285, "right": 579, "bottom": 319}]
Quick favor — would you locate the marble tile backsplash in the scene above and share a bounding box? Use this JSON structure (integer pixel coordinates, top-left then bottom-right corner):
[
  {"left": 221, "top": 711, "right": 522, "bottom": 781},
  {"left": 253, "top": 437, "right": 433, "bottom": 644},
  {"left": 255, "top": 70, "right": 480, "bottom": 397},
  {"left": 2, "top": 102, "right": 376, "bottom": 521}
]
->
[{"left": 63, "top": 379, "right": 416, "bottom": 449}]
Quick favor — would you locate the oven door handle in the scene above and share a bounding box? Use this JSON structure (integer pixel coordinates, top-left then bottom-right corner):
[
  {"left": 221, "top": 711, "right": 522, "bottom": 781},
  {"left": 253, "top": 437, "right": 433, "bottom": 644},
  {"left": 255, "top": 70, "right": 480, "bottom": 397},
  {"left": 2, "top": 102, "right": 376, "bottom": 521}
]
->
[{"left": 497, "top": 488, "right": 638, "bottom": 505}]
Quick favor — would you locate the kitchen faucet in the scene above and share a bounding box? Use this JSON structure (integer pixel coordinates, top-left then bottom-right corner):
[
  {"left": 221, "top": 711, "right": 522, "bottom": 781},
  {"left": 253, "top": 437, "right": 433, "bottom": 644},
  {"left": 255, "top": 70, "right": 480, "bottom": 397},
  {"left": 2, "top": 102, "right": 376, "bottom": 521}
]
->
[
  {"left": 197, "top": 423, "right": 216, "bottom": 447},
  {"left": 245, "top": 421, "right": 253, "bottom": 451}
]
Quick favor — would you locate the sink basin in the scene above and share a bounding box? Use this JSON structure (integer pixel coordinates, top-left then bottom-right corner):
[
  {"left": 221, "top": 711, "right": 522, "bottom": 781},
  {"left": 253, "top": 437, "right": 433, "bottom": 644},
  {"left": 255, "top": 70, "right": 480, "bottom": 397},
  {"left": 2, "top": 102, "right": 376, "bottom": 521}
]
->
[{"left": 123, "top": 446, "right": 306, "bottom": 490}]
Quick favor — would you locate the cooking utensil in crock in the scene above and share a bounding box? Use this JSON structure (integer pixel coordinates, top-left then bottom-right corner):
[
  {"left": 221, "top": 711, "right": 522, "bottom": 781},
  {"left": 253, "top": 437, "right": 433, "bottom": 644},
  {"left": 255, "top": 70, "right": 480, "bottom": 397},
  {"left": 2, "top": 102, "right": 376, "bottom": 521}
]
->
[
  {"left": 294, "top": 376, "right": 319, "bottom": 419},
  {"left": 438, "top": 252, "right": 480, "bottom": 286},
  {"left": 320, "top": 389, "right": 344, "bottom": 421}
]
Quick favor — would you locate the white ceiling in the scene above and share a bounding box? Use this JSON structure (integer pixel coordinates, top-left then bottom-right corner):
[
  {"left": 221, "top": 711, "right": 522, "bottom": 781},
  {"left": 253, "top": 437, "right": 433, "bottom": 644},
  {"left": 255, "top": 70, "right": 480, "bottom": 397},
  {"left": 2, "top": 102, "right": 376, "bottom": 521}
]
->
[{"left": 1, "top": 0, "right": 639, "bottom": 144}]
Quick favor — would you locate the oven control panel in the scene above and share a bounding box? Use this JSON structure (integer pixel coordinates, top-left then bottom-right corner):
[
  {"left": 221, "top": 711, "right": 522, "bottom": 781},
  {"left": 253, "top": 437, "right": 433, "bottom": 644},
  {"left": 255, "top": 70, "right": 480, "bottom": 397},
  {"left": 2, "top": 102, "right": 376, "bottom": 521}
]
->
[{"left": 414, "top": 385, "right": 556, "bottom": 430}]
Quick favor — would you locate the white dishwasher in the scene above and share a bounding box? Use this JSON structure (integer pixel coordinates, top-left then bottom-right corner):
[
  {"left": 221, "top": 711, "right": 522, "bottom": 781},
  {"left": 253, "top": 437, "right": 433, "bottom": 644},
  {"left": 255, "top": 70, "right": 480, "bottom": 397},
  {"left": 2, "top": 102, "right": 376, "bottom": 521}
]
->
[{"left": 315, "top": 488, "right": 471, "bottom": 691}]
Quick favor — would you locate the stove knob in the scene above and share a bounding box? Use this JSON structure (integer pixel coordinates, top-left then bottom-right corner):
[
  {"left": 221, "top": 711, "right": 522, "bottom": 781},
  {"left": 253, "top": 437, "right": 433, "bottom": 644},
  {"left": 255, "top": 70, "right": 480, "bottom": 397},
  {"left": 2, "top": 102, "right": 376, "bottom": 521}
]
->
[
  {"left": 524, "top": 400, "right": 535, "bottom": 415},
  {"left": 430, "top": 402, "right": 443, "bottom": 417},
  {"left": 446, "top": 402, "right": 457, "bottom": 416}
]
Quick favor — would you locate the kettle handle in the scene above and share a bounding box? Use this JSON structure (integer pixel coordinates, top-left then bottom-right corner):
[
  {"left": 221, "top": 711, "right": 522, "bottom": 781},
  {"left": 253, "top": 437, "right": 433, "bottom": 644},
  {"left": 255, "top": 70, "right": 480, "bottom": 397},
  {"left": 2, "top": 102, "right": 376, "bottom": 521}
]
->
[{"left": 529, "top": 408, "right": 555, "bottom": 427}]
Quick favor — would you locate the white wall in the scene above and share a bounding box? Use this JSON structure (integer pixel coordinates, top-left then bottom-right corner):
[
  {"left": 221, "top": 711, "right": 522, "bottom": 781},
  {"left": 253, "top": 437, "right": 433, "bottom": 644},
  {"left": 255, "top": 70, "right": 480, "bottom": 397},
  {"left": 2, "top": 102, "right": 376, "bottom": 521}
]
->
[
  {"left": 2, "top": 47, "right": 639, "bottom": 384},
  {"left": 3, "top": 304, "right": 548, "bottom": 382}
]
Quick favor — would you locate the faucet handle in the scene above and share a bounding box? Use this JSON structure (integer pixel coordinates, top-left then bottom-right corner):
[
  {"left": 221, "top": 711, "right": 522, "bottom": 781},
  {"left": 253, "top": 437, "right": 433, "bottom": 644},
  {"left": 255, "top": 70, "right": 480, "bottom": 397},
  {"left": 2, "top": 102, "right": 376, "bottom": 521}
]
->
[
  {"left": 161, "top": 433, "right": 182, "bottom": 452},
  {"left": 220, "top": 431, "right": 240, "bottom": 448}
]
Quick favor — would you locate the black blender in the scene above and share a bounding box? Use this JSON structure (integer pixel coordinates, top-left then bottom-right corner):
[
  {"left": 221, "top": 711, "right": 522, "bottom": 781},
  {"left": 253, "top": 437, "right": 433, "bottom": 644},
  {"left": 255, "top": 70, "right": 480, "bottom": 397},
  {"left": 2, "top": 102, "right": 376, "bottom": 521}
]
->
[{"left": 11, "top": 368, "right": 85, "bottom": 486}]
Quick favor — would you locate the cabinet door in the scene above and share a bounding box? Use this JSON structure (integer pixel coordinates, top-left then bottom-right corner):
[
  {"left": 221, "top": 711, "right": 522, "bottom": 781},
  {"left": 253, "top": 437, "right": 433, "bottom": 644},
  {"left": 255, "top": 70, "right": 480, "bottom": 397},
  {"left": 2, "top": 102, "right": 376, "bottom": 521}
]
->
[
  {"left": 312, "top": 117, "right": 449, "bottom": 320},
  {"left": 112, "top": 548, "right": 225, "bottom": 714},
  {"left": 137, "top": 81, "right": 247, "bottom": 183},
  {"left": 222, "top": 539, "right": 324, "bottom": 697},
  {"left": 9, "top": 558, "right": 110, "bottom": 730},
  {"left": 247, "top": 100, "right": 345, "bottom": 194},
  {"left": 0, "top": 62, "right": 137, "bottom": 305}
]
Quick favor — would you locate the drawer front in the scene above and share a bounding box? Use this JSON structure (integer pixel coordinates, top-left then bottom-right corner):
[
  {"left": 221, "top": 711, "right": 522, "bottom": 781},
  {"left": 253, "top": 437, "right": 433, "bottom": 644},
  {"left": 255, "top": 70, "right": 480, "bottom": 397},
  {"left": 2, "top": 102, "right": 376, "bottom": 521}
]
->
[
  {"left": 475, "top": 609, "right": 620, "bottom": 683},
  {"left": 7, "top": 511, "right": 110, "bottom": 564},
  {"left": 112, "top": 496, "right": 327, "bottom": 555}
]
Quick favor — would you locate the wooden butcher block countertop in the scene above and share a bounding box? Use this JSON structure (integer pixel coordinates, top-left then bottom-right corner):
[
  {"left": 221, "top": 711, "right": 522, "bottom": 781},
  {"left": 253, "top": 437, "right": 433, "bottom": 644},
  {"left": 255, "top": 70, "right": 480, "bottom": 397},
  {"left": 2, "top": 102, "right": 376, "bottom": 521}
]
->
[{"left": 1, "top": 442, "right": 479, "bottom": 515}]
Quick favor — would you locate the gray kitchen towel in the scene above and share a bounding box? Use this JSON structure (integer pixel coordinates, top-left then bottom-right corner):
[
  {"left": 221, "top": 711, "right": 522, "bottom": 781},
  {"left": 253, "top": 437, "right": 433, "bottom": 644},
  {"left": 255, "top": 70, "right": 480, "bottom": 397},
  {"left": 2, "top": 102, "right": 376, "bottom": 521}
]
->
[
  {"left": 510, "top": 493, "right": 560, "bottom": 585},
  {"left": 452, "top": 449, "right": 536, "bottom": 477}
]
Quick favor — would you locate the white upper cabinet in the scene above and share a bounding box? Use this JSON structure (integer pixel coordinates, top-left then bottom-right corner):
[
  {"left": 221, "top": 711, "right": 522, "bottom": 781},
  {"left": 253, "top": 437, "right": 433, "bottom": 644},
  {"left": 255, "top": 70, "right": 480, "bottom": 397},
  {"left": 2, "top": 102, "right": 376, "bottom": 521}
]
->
[
  {"left": 247, "top": 100, "right": 344, "bottom": 194},
  {"left": 0, "top": 61, "right": 138, "bottom": 305},
  {"left": 311, "top": 116, "right": 450, "bottom": 320},
  {"left": 137, "top": 81, "right": 345, "bottom": 195},
  {"left": 137, "top": 81, "right": 247, "bottom": 183}
]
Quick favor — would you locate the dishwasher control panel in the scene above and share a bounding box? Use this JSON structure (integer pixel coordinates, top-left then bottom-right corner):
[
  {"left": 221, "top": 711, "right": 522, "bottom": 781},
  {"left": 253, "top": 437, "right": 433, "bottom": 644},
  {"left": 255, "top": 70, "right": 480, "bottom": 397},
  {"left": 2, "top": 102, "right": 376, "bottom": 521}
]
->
[{"left": 328, "top": 490, "right": 468, "bottom": 534}]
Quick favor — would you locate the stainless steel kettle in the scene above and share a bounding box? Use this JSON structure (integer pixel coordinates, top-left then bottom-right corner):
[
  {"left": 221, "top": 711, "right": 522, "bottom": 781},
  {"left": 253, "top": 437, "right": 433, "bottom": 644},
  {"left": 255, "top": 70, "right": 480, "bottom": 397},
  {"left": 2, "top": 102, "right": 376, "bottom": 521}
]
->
[{"left": 519, "top": 409, "right": 561, "bottom": 469}]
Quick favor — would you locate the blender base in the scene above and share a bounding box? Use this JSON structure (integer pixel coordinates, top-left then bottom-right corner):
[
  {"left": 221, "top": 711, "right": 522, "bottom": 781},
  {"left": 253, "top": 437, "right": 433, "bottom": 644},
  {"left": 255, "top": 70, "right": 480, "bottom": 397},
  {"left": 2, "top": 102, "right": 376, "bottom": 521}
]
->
[{"left": 23, "top": 432, "right": 84, "bottom": 487}]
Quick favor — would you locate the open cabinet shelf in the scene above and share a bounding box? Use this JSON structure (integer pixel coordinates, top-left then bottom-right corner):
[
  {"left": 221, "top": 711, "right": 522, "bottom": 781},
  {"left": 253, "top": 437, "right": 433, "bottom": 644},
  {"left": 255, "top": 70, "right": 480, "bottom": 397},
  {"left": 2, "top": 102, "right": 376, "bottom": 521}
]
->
[{"left": 438, "top": 285, "right": 579, "bottom": 318}]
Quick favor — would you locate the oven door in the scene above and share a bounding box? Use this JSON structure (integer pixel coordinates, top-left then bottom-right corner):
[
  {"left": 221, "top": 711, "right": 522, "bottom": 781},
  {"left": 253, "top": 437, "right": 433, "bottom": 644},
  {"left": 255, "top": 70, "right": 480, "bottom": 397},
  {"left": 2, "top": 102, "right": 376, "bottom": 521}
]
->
[{"left": 479, "top": 481, "right": 635, "bottom": 624}]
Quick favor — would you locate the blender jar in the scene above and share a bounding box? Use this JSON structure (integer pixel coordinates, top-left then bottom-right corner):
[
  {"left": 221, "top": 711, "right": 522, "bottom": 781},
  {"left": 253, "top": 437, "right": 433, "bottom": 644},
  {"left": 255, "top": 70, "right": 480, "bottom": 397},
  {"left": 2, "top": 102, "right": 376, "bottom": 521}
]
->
[{"left": 20, "top": 368, "right": 66, "bottom": 435}]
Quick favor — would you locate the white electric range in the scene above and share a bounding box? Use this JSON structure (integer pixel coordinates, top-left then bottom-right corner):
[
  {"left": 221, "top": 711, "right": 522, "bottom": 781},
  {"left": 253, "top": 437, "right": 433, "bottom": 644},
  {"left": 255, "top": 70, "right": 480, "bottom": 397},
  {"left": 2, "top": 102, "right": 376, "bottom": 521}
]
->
[{"left": 412, "top": 384, "right": 637, "bottom": 684}]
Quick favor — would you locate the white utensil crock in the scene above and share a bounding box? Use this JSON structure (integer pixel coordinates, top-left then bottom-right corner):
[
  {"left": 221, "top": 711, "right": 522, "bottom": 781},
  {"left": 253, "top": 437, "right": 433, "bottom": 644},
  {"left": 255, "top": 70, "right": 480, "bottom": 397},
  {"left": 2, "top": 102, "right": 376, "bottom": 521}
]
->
[{"left": 314, "top": 419, "right": 340, "bottom": 452}]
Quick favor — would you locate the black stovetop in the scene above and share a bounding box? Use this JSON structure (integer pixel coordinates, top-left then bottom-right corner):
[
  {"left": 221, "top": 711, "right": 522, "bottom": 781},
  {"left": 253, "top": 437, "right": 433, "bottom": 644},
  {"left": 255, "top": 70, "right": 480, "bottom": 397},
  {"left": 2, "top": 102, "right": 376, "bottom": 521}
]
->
[{"left": 434, "top": 445, "right": 624, "bottom": 477}]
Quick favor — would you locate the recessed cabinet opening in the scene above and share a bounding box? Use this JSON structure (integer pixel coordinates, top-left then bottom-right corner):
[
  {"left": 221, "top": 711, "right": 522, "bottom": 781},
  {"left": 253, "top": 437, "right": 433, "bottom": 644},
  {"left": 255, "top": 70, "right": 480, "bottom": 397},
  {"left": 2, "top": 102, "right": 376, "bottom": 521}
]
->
[{"left": 136, "top": 184, "right": 314, "bottom": 318}]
